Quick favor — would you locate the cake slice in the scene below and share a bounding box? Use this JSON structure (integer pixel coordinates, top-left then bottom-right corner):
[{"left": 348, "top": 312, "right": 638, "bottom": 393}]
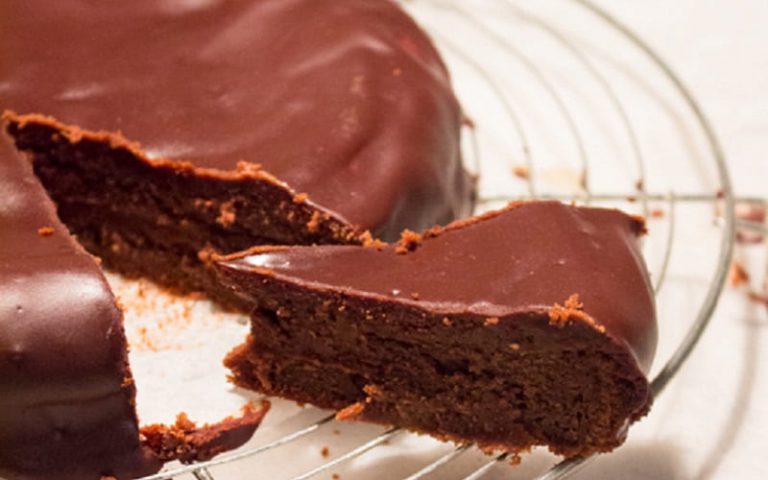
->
[
  {"left": 216, "top": 201, "right": 657, "bottom": 457},
  {"left": 2, "top": 0, "right": 474, "bottom": 311},
  {"left": 0, "top": 140, "right": 268, "bottom": 480}
]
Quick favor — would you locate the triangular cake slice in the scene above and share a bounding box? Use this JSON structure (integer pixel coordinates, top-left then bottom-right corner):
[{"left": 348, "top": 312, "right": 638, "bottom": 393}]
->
[{"left": 216, "top": 201, "right": 657, "bottom": 457}]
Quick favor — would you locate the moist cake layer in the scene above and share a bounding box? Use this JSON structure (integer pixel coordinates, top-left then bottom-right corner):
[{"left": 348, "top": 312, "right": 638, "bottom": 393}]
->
[{"left": 217, "top": 202, "right": 657, "bottom": 456}]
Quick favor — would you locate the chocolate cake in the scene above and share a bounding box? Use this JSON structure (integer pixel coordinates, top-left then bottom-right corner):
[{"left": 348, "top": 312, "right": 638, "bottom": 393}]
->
[
  {"left": 217, "top": 202, "right": 657, "bottom": 457},
  {"left": 0, "top": 141, "right": 269, "bottom": 480},
  {"left": 2, "top": 0, "right": 474, "bottom": 311}
]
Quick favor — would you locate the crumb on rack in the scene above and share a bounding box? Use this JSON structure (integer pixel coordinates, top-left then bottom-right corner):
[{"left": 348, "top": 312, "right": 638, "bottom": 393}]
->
[
  {"left": 511, "top": 164, "right": 529, "bottom": 180},
  {"left": 729, "top": 261, "right": 750, "bottom": 287}
]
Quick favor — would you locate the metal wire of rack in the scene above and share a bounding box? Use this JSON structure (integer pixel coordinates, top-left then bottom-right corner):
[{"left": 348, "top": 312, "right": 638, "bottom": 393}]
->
[{"left": 133, "top": 0, "right": 740, "bottom": 478}]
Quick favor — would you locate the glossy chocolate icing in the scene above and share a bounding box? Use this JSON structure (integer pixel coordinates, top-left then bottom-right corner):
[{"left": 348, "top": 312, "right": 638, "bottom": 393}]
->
[
  {"left": 1, "top": 0, "right": 474, "bottom": 239},
  {"left": 0, "top": 140, "right": 161, "bottom": 479},
  {"left": 219, "top": 202, "right": 658, "bottom": 372}
]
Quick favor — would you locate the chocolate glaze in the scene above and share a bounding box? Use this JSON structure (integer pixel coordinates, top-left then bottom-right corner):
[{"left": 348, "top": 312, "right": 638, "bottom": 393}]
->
[
  {"left": 0, "top": 141, "right": 161, "bottom": 479},
  {"left": 1, "top": 0, "right": 474, "bottom": 239},
  {"left": 219, "top": 201, "right": 658, "bottom": 372}
]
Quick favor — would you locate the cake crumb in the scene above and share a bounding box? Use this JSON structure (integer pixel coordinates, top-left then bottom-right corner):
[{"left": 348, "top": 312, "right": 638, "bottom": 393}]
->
[
  {"left": 216, "top": 200, "right": 237, "bottom": 227},
  {"left": 511, "top": 165, "right": 529, "bottom": 180},
  {"left": 307, "top": 210, "right": 323, "bottom": 232},
  {"left": 321, "top": 447, "right": 330, "bottom": 458},
  {"left": 395, "top": 229, "right": 423, "bottom": 254},
  {"left": 564, "top": 294, "right": 583, "bottom": 310},
  {"left": 115, "top": 296, "right": 126, "bottom": 311},
  {"left": 729, "top": 261, "right": 750, "bottom": 287},
  {"left": 484, "top": 317, "right": 499, "bottom": 326},
  {"left": 121, "top": 375, "right": 134, "bottom": 388},
  {"left": 37, "top": 226, "right": 55, "bottom": 236},
  {"left": 422, "top": 224, "right": 445, "bottom": 240},
  {"left": 332, "top": 475, "right": 341, "bottom": 480},
  {"left": 549, "top": 294, "right": 584, "bottom": 328},
  {"left": 442, "top": 317, "right": 453, "bottom": 327},
  {"left": 410, "top": 292, "right": 420, "bottom": 300},
  {"left": 293, "top": 193, "right": 308, "bottom": 204},
  {"left": 650, "top": 209, "right": 665, "bottom": 219},
  {"left": 360, "top": 230, "right": 387, "bottom": 250},
  {"left": 336, "top": 402, "right": 365, "bottom": 421},
  {"left": 509, "top": 342, "right": 521, "bottom": 351},
  {"left": 363, "top": 384, "right": 383, "bottom": 399}
]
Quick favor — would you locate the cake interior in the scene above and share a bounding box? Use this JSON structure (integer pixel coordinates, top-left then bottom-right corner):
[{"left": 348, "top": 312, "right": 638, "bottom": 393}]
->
[
  {"left": 223, "top": 279, "right": 651, "bottom": 457},
  {"left": 7, "top": 117, "right": 362, "bottom": 311}
]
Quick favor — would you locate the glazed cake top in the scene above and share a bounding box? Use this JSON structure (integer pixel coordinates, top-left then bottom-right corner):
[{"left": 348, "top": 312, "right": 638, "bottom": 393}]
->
[
  {"left": 1, "top": 0, "right": 473, "bottom": 237},
  {"left": 219, "top": 202, "right": 658, "bottom": 372}
]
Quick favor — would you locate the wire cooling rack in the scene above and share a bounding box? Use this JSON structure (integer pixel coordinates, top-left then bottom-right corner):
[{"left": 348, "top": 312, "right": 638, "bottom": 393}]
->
[{"left": 129, "top": 0, "right": 743, "bottom": 478}]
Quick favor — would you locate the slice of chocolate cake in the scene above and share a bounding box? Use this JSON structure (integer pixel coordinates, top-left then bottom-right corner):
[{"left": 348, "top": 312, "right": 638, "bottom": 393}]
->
[
  {"left": 1, "top": 0, "right": 474, "bottom": 311},
  {"left": 0, "top": 141, "right": 269, "bottom": 480},
  {"left": 217, "top": 202, "right": 657, "bottom": 457}
]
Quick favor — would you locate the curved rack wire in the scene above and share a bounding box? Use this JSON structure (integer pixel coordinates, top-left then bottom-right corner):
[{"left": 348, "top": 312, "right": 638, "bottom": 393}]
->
[{"left": 133, "top": 0, "right": 736, "bottom": 478}]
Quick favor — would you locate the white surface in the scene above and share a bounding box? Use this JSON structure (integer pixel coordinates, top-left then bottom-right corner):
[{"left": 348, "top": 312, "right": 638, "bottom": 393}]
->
[{"left": 117, "top": 1, "right": 768, "bottom": 479}]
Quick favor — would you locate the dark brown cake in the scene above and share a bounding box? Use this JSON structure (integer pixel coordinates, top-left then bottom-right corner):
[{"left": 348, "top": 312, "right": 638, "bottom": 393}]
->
[
  {"left": 0, "top": 140, "right": 269, "bottom": 480},
  {"left": 2, "top": 0, "right": 474, "bottom": 311},
  {"left": 217, "top": 202, "right": 657, "bottom": 457}
]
